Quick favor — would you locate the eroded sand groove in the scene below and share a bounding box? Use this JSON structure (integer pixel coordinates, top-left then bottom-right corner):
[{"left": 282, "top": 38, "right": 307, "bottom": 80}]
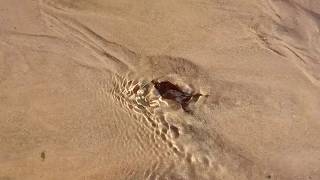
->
[{"left": 257, "top": 0, "right": 320, "bottom": 88}]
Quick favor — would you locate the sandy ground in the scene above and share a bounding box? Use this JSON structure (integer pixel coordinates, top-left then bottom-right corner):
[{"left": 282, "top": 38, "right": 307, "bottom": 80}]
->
[{"left": 1, "top": 0, "right": 320, "bottom": 179}]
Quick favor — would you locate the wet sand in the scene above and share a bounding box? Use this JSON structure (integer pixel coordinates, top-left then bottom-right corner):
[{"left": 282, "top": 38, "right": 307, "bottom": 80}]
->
[{"left": 1, "top": 0, "right": 320, "bottom": 179}]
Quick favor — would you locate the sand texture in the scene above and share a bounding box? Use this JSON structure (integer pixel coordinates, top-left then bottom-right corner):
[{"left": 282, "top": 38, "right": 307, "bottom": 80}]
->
[{"left": 1, "top": 0, "right": 320, "bottom": 179}]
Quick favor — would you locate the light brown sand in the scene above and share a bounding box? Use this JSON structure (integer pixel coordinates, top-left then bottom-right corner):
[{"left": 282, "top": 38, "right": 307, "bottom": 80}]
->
[{"left": 1, "top": 0, "right": 320, "bottom": 179}]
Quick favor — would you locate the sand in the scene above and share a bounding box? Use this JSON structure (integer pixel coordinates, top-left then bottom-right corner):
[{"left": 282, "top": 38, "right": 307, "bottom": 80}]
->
[{"left": 0, "top": 0, "right": 320, "bottom": 179}]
